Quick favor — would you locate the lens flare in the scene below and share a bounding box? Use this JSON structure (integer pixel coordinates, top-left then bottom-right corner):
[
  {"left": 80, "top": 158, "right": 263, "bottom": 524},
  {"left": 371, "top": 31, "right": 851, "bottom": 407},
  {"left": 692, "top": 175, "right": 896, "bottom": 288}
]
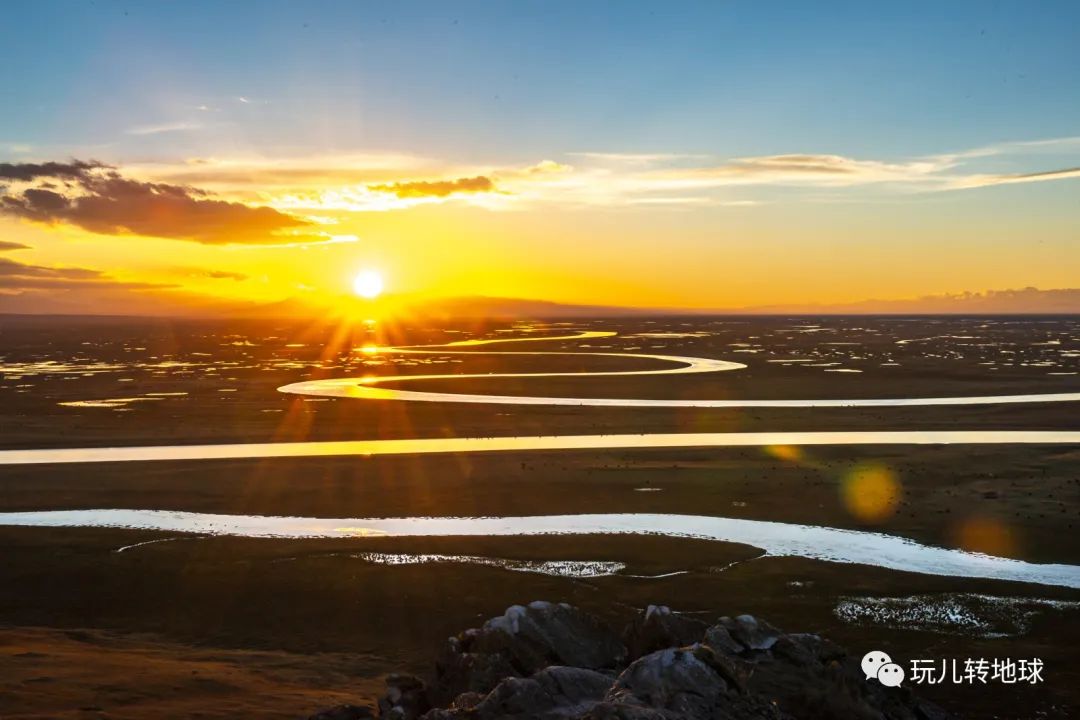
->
[
  {"left": 765, "top": 444, "right": 803, "bottom": 463},
  {"left": 841, "top": 462, "right": 900, "bottom": 523},
  {"left": 953, "top": 515, "right": 1018, "bottom": 557}
]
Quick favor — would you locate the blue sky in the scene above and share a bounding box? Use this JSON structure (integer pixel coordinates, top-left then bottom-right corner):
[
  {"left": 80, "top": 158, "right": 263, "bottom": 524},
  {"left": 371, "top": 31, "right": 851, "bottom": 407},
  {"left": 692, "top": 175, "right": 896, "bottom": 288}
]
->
[
  {"left": 0, "top": 1, "right": 1077, "bottom": 313},
  {"left": 4, "top": 1, "right": 1078, "bottom": 162}
]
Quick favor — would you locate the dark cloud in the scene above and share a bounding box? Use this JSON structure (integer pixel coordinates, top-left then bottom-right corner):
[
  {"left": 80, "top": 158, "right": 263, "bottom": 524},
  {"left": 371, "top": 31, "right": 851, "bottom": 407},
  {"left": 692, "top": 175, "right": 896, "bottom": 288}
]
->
[
  {"left": 0, "top": 160, "right": 104, "bottom": 182},
  {"left": 0, "top": 160, "right": 313, "bottom": 244},
  {"left": 0, "top": 256, "right": 170, "bottom": 291},
  {"left": 0, "top": 256, "right": 101, "bottom": 280},
  {"left": 369, "top": 175, "right": 496, "bottom": 198},
  {"left": 0, "top": 240, "right": 31, "bottom": 251}
]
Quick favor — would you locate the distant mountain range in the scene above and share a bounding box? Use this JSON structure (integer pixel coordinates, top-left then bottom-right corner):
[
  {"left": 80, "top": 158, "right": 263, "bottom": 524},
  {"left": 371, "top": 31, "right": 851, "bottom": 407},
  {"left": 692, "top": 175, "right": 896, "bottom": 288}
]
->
[
  {"left": 727, "top": 287, "right": 1080, "bottom": 315},
  {"left": 221, "top": 287, "right": 1080, "bottom": 318},
  {"left": 1, "top": 287, "right": 1077, "bottom": 319},
  {"left": 284, "top": 288, "right": 1080, "bottom": 317}
]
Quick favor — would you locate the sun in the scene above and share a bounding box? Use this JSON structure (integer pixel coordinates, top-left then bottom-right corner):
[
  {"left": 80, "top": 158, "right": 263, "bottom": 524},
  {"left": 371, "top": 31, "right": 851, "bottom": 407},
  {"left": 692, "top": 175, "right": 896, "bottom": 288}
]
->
[{"left": 352, "top": 269, "right": 384, "bottom": 299}]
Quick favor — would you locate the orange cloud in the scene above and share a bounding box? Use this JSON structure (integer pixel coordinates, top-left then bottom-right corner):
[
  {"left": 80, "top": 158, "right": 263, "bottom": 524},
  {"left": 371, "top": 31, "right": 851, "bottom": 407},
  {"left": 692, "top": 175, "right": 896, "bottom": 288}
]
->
[
  {"left": 0, "top": 256, "right": 171, "bottom": 292},
  {"left": 368, "top": 175, "right": 497, "bottom": 198}
]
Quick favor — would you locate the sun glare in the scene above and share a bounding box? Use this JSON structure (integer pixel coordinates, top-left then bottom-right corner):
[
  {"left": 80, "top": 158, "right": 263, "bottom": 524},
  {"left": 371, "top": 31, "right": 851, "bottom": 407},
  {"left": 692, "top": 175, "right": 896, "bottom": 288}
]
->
[{"left": 352, "top": 269, "right": 385, "bottom": 299}]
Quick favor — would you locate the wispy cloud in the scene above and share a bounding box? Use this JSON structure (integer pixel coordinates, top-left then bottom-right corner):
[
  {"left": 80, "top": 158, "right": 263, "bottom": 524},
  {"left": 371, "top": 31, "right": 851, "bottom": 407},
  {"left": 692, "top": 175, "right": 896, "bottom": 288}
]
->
[
  {"left": 514, "top": 160, "right": 574, "bottom": 176},
  {"left": 946, "top": 166, "right": 1080, "bottom": 190},
  {"left": 673, "top": 153, "right": 955, "bottom": 185},
  {"left": 965, "top": 135, "right": 1080, "bottom": 155},
  {"left": 568, "top": 152, "right": 710, "bottom": 165},
  {"left": 552, "top": 137, "right": 1080, "bottom": 201},
  {"left": 247, "top": 234, "right": 361, "bottom": 249},
  {"left": 135, "top": 153, "right": 431, "bottom": 191},
  {"left": 1, "top": 142, "right": 33, "bottom": 155},
  {"left": 105, "top": 134, "right": 1080, "bottom": 215},
  {"left": 126, "top": 121, "right": 202, "bottom": 136},
  {"left": 542, "top": 139, "right": 1080, "bottom": 203}
]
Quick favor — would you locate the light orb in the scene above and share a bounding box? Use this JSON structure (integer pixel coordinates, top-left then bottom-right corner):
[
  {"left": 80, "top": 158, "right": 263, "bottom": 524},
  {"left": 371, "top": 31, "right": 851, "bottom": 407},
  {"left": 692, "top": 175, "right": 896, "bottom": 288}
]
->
[{"left": 352, "top": 270, "right": 384, "bottom": 299}]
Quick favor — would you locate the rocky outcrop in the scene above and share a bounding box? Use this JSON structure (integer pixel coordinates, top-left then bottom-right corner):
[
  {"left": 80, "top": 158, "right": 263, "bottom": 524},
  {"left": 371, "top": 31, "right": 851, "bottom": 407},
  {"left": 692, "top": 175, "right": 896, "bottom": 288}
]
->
[
  {"left": 378, "top": 674, "right": 431, "bottom": 719},
  {"left": 433, "top": 601, "right": 626, "bottom": 703},
  {"left": 597, "top": 644, "right": 780, "bottom": 720},
  {"left": 428, "top": 666, "right": 615, "bottom": 720},
  {"left": 306, "top": 602, "right": 952, "bottom": 720},
  {"left": 621, "top": 605, "right": 709, "bottom": 661}
]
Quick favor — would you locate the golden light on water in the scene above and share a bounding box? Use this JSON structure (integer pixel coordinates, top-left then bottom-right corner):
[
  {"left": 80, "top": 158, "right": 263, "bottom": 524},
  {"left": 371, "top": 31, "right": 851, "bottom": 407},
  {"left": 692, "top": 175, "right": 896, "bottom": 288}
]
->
[
  {"left": 841, "top": 462, "right": 901, "bottom": 523},
  {"left": 333, "top": 527, "right": 390, "bottom": 537}
]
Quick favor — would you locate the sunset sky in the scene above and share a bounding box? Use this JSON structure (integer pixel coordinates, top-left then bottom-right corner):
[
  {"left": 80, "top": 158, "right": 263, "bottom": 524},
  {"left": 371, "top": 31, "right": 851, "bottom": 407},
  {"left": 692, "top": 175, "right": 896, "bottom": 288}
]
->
[{"left": 1, "top": 1, "right": 1078, "bottom": 315}]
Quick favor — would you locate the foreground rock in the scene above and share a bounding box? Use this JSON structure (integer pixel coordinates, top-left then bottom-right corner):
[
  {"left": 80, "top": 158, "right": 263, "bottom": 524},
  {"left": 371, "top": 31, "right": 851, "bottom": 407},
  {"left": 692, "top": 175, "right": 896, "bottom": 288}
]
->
[
  {"left": 433, "top": 601, "right": 626, "bottom": 705},
  {"left": 621, "top": 605, "right": 710, "bottom": 661},
  {"left": 308, "top": 602, "right": 951, "bottom": 720}
]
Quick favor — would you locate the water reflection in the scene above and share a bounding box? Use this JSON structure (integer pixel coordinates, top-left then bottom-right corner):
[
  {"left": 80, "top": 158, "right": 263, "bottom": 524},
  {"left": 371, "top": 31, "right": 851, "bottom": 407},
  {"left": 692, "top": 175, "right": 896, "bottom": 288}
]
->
[
  {"left": 1, "top": 430, "right": 1077, "bottom": 466},
  {"left": 2, "top": 508, "right": 1078, "bottom": 589},
  {"left": 278, "top": 331, "right": 1080, "bottom": 408}
]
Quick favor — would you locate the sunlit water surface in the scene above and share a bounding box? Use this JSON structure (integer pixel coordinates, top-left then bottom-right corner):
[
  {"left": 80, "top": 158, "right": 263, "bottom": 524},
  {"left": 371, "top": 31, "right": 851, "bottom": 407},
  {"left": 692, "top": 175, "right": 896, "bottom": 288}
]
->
[
  {"left": 2, "top": 509, "right": 1078, "bottom": 589},
  {"left": 1, "top": 430, "right": 1078, "bottom": 465}
]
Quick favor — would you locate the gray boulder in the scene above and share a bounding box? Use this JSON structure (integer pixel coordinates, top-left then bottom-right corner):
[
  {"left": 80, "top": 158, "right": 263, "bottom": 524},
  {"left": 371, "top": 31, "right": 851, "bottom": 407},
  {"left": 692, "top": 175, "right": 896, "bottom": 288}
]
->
[
  {"left": 378, "top": 673, "right": 431, "bottom": 720},
  {"left": 419, "top": 666, "right": 612, "bottom": 720},
  {"left": 622, "top": 605, "right": 709, "bottom": 661},
  {"left": 601, "top": 644, "right": 780, "bottom": 720},
  {"left": 711, "top": 614, "right": 783, "bottom": 652},
  {"left": 434, "top": 601, "right": 626, "bottom": 701},
  {"left": 473, "top": 666, "right": 614, "bottom": 719},
  {"left": 723, "top": 627, "right": 946, "bottom": 720},
  {"left": 606, "top": 646, "right": 731, "bottom": 714}
]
